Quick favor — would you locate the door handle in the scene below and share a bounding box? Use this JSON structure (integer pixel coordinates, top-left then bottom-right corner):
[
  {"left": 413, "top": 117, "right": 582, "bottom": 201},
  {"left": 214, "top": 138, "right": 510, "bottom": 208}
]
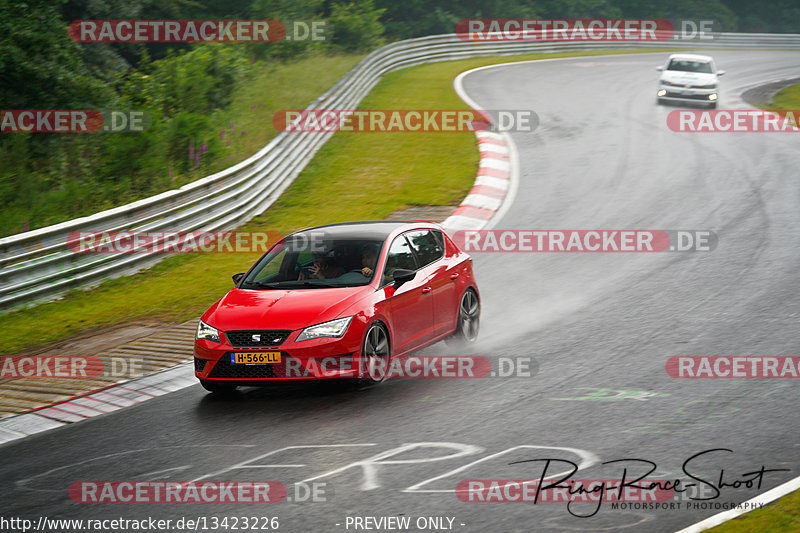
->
[
  {"left": 421, "top": 287, "right": 432, "bottom": 294},
  {"left": 450, "top": 273, "right": 459, "bottom": 280}
]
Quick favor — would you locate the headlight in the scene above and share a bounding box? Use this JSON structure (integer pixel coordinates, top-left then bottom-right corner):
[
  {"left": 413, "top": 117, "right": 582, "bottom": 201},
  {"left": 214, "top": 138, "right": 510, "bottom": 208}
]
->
[
  {"left": 196, "top": 320, "right": 220, "bottom": 343},
  {"left": 709, "top": 93, "right": 718, "bottom": 101},
  {"left": 657, "top": 89, "right": 667, "bottom": 96},
  {"left": 296, "top": 317, "right": 353, "bottom": 342}
]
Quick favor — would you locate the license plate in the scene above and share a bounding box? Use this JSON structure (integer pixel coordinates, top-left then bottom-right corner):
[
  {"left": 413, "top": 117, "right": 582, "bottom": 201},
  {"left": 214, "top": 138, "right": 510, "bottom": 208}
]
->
[{"left": 231, "top": 352, "right": 281, "bottom": 364}]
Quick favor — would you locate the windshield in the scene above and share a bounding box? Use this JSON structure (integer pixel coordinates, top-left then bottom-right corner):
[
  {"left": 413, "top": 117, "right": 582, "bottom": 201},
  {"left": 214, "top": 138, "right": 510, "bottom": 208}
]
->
[
  {"left": 666, "top": 59, "right": 713, "bottom": 74},
  {"left": 240, "top": 234, "right": 384, "bottom": 289}
]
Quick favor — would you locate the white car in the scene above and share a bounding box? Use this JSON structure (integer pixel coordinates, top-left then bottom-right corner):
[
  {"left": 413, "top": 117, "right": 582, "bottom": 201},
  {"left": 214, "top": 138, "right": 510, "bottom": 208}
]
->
[{"left": 656, "top": 54, "right": 725, "bottom": 108}]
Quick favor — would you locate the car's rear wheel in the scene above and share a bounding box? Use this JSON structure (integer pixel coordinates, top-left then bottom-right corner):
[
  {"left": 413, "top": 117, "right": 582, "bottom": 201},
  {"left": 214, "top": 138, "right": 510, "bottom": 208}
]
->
[
  {"left": 199, "top": 379, "right": 238, "bottom": 394},
  {"left": 446, "top": 288, "right": 480, "bottom": 347},
  {"left": 359, "top": 322, "right": 390, "bottom": 385}
]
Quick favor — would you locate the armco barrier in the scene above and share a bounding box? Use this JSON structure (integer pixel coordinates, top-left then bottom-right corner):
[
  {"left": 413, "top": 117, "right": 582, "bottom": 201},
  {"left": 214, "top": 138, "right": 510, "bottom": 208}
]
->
[{"left": 2, "top": 32, "right": 800, "bottom": 310}]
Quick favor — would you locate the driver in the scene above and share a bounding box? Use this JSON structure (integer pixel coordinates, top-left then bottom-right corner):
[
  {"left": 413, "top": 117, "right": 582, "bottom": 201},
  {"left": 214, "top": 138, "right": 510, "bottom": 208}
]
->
[{"left": 300, "top": 251, "right": 344, "bottom": 280}]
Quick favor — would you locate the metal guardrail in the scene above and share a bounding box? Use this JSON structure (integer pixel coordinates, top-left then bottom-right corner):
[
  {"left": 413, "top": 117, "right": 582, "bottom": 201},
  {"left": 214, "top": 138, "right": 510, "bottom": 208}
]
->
[{"left": 2, "top": 31, "right": 800, "bottom": 310}]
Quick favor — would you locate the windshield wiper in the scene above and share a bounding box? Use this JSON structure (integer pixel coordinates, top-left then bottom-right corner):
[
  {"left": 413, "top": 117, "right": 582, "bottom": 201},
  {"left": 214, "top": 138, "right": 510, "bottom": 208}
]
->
[
  {"left": 288, "top": 281, "right": 336, "bottom": 288},
  {"left": 239, "top": 280, "right": 282, "bottom": 289},
  {"left": 242, "top": 278, "right": 340, "bottom": 289},
  {"left": 257, "top": 282, "right": 284, "bottom": 289}
]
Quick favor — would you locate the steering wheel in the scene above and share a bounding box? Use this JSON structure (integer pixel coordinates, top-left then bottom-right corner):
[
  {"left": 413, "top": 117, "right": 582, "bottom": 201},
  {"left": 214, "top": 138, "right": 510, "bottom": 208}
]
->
[{"left": 345, "top": 268, "right": 373, "bottom": 278}]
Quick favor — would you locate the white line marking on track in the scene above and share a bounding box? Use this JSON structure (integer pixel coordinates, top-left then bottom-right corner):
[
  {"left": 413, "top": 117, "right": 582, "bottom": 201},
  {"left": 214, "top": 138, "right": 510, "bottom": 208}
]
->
[
  {"left": 16, "top": 445, "right": 255, "bottom": 492},
  {"left": 404, "top": 444, "right": 598, "bottom": 493},
  {"left": 301, "top": 442, "right": 481, "bottom": 491},
  {"left": 192, "top": 444, "right": 378, "bottom": 483}
]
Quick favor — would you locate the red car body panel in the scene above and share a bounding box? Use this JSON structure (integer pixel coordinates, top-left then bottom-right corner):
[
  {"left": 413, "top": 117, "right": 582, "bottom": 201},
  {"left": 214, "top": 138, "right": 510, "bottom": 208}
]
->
[{"left": 193, "top": 221, "right": 478, "bottom": 384}]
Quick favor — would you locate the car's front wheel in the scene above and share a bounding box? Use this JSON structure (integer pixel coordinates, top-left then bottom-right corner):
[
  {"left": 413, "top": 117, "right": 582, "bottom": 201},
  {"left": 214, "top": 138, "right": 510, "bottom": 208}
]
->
[
  {"left": 446, "top": 288, "right": 480, "bottom": 347},
  {"left": 199, "top": 379, "right": 238, "bottom": 394},
  {"left": 359, "top": 322, "right": 390, "bottom": 385}
]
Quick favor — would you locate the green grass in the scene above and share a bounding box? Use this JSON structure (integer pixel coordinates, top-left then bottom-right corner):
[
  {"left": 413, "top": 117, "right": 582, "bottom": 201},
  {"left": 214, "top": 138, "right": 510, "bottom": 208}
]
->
[
  {"left": 1, "top": 48, "right": 678, "bottom": 354},
  {"left": 765, "top": 83, "right": 800, "bottom": 126},
  {"left": 205, "top": 53, "right": 366, "bottom": 174},
  {"left": 706, "top": 489, "right": 800, "bottom": 532},
  {"left": 770, "top": 83, "right": 800, "bottom": 109}
]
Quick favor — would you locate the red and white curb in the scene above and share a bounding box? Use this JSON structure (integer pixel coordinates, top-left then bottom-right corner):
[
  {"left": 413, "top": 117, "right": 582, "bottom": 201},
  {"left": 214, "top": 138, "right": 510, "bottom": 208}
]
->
[
  {"left": 442, "top": 131, "right": 513, "bottom": 230},
  {"left": 0, "top": 362, "right": 195, "bottom": 445},
  {"left": 443, "top": 66, "right": 520, "bottom": 232}
]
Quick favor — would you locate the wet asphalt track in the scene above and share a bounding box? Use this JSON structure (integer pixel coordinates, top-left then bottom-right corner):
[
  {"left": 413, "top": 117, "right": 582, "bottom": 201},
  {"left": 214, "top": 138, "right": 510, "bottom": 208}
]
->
[{"left": 2, "top": 51, "right": 800, "bottom": 533}]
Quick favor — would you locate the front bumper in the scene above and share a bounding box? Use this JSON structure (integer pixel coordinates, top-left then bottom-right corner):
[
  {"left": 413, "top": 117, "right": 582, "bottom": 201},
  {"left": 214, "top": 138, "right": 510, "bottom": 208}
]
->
[
  {"left": 194, "top": 321, "right": 366, "bottom": 383},
  {"left": 657, "top": 85, "right": 717, "bottom": 105}
]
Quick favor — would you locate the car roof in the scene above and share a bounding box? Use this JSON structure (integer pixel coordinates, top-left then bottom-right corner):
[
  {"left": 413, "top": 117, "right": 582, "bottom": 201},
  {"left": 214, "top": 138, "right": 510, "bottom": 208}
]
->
[
  {"left": 291, "top": 220, "right": 438, "bottom": 240},
  {"left": 667, "top": 53, "right": 713, "bottom": 62}
]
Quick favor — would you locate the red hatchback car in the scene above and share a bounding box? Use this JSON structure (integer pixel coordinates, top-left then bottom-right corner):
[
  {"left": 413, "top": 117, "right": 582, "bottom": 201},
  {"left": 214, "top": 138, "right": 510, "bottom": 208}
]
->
[{"left": 193, "top": 221, "right": 479, "bottom": 392}]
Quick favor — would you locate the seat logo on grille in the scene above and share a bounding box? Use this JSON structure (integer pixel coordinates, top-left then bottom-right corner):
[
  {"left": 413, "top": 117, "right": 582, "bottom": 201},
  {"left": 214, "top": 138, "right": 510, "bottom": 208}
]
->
[{"left": 252, "top": 334, "right": 261, "bottom": 342}]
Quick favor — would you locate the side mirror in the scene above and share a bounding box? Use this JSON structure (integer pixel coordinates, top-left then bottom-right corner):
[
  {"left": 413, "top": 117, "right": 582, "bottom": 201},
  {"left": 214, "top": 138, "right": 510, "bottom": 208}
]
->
[
  {"left": 717, "top": 70, "right": 725, "bottom": 76},
  {"left": 392, "top": 268, "right": 416, "bottom": 288},
  {"left": 232, "top": 272, "right": 245, "bottom": 285},
  {"left": 656, "top": 66, "right": 664, "bottom": 71}
]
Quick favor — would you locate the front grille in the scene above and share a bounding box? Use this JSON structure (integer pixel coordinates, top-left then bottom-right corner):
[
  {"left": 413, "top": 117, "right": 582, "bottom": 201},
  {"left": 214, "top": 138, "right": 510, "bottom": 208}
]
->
[
  {"left": 665, "top": 83, "right": 712, "bottom": 89},
  {"left": 208, "top": 354, "right": 292, "bottom": 379},
  {"left": 225, "top": 330, "right": 292, "bottom": 347},
  {"left": 664, "top": 91, "right": 713, "bottom": 100},
  {"left": 194, "top": 358, "right": 208, "bottom": 372}
]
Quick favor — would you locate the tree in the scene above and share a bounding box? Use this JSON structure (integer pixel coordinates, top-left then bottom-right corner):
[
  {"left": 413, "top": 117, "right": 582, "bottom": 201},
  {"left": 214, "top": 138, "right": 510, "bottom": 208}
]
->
[
  {"left": 0, "top": 0, "right": 110, "bottom": 110},
  {"left": 328, "top": 0, "right": 385, "bottom": 52}
]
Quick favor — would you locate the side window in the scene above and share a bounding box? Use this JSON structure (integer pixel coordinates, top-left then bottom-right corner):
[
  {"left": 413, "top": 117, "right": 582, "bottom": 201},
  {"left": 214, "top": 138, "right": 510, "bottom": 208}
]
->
[
  {"left": 405, "top": 230, "right": 444, "bottom": 268},
  {"left": 382, "top": 236, "right": 417, "bottom": 284}
]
